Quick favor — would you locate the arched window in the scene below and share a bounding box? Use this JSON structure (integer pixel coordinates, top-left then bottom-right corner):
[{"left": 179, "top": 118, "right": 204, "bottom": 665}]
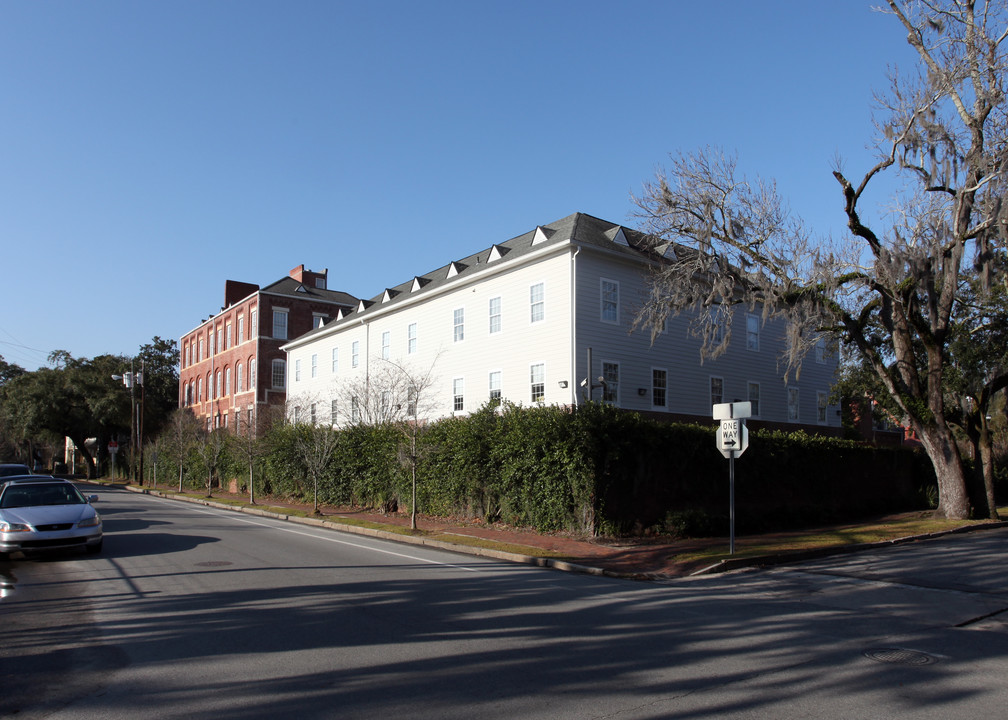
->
[
  {"left": 271, "top": 359, "right": 285, "bottom": 389},
  {"left": 215, "top": 370, "right": 221, "bottom": 399},
  {"left": 236, "top": 363, "right": 244, "bottom": 393},
  {"left": 225, "top": 367, "right": 231, "bottom": 396},
  {"left": 197, "top": 377, "right": 203, "bottom": 402}
]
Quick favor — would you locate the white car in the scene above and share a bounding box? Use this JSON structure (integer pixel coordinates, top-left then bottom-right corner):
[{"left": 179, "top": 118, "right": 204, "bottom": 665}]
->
[{"left": 0, "top": 478, "right": 102, "bottom": 558}]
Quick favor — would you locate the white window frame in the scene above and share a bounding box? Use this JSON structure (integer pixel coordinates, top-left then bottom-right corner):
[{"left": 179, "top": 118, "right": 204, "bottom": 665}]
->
[
  {"left": 602, "top": 361, "right": 619, "bottom": 405},
  {"left": 710, "top": 376, "right": 724, "bottom": 407},
  {"left": 816, "top": 338, "right": 828, "bottom": 364},
  {"left": 453, "top": 377, "right": 464, "bottom": 412},
  {"left": 530, "top": 282, "right": 545, "bottom": 324},
  {"left": 530, "top": 363, "right": 545, "bottom": 403},
  {"left": 489, "top": 296, "right": 502, "bottom": 335},
  {"left": 237, "top": 315, "right": 244, "bottom": 344},
  {"left": 237, "top": 363, "right": 244, "bottom": 393},
  {"left": 651, "top": 367, "right": 667, "bottom": 409},
  {"left": 788, "top": 386, "right": 800, "bottom": 422},
  {"left": 453, "top": 308, "right": 465, "bottom": 343},
  {"left": 295, "top": 358, "right": 301, "bottom": 382},
  {"left": 408, "top": 322, "right": 417, "bottom": 354},
  {"left": 817, "top": 391, "right": 828, "bottom": 424},
  {"left": 489, "top": 370, "right": 502, "bottom": 400},
  {"left": 331, "top": 347, "right": 339, "bottom": 373},
  {"left": 311, "top": 353, "right": 318, "bottom": 378},
  {"left": 351, "top": 340, "right": 360, "bottom": 368},
  {"left": 746, "top": 314, "right": 760, "bottom": 352},
  {"left": 272, "top": 359, "right": 286, "bottom": 389},
  {"left": 273, "top": 308, "right": 289, "bottom": 340},
  {"left": 600, "top": 278, "right": 620, "bottom": 324},
  {"left": 381, "top": 330, "right": 390, "bottom": 360}
]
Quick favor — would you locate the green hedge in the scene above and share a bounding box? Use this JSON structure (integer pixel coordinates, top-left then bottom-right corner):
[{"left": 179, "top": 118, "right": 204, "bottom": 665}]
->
[{"left": 156, "top": 402, "right": 937, "bottom": 538}]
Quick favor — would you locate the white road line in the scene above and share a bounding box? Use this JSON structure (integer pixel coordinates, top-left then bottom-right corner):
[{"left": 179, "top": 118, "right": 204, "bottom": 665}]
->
[{"left": 189, "top": 504, "right": 481, "bottom": 572}]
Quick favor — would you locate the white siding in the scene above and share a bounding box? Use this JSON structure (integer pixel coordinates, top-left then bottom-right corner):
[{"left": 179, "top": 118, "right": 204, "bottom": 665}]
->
[
  {"left": 286, "top": 220, "right": 839, "bottom": 427},
  {"left": 287, "top": 247, "right": 574, "bottom": 422}
]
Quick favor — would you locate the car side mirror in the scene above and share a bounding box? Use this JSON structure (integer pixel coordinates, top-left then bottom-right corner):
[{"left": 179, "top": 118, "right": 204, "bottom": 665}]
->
[{"left": 87, "top": 495, "right": 99, "bottom": 503}]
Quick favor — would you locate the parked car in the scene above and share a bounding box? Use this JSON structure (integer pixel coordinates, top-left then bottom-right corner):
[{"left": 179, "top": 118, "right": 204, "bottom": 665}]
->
[
  {"left": 0, "top": 463, "right": 32, "bottom": 478},
  {"left": 0, "top": 478, "right": 102, "bottom": 558}
]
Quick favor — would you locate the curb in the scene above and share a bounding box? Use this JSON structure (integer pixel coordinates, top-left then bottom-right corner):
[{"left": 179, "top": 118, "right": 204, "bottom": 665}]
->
[
  {"left": 119, "top": 484, "right": 616, "bottom": 579},
  {"left": 688, "top": 519, "right": 1008, "bottom": 576}
]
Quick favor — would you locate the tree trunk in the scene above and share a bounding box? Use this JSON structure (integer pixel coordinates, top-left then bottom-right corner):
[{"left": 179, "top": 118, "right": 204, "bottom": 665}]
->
[
  {"left": 978, "top": 424, "right": 999, "bottom": 520},
  {"left": 917, "top": 424, "right": 970, "bottom": 519}
]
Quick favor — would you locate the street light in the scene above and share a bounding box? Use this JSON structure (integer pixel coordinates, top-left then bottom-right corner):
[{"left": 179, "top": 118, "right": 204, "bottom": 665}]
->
[{"left": 112, "top": 359, "right": 144, "bottom": 483}]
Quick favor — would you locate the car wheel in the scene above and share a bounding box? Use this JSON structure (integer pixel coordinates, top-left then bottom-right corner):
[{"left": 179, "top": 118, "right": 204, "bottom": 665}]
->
[{"left": 85, "top": 539, "right": 103, "bottom": 555}]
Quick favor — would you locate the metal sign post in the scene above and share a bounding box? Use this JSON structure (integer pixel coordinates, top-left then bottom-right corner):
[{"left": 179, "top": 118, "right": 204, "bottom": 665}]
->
[{"left": 713, "top": 402, "right": 750, "bottom": 554}]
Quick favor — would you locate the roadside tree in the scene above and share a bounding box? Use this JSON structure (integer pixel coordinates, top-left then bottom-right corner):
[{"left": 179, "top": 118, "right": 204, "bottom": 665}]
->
[{"left": 632, "top": 1, "right": 1007, "bottom": 519}]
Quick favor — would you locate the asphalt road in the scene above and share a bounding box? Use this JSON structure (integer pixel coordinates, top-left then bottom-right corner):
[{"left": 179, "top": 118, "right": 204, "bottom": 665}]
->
[{"left": 2, "top": 484, "right": 1007, "bottom": 719}]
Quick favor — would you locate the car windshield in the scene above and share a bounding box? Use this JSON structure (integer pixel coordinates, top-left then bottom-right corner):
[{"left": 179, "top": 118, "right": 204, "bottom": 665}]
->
[{"left": 0, "top": 483, "right": 85, "bottom": 509}]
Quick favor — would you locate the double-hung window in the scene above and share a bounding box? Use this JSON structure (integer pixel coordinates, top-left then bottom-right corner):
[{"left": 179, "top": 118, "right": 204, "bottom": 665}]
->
[
  {"left": 530, "top": 283, "right": 544, "bottom": 323},
  {"left": 381, "top": 331, "right": 390, "bottom": 360},
  {"left": 748, "top": 382, "right": 761, "bottom": 417},
  {"left": 530, "top": 363, "right": 545, "bottom": 403},
  {"left": 295, "top": 359, "right": 301, "bottom": 382},
  {"left": 237, "top": 363, "right": 244, "bottom": 393},
  {"left": 408, "top": 323, "right": 417, "bottom": 354},
  {"left": 238, "top": 316, "right": 244, "bottom": 344},
  {"left": 272, "top": 359, "right": 286, "bottom": 389},
  {"left": 489, "top": 371, "right": 502, "bottom": 400},
  {"left": 817, "top": 391, "right": 828, "bottom": 424},
  {"left": 602, "top": 362, "right": 619, "bottom": 404},
  {"left": 652, "top": 368, "right": 667, "bottom": 408},
  {"left": 601, "top": 279, "right": 619, "bottom": 323},
  {"left": 331, "top": 347, "right": 339, "bottom": 373},
  {"left": 453, "top": 378, "right": 464, "bottom": 412},
  {"left": 273, "top": 309, "right": 289, "bottom": 340},
  {"left": 710, "top": 376, "right": 724, "bottom": 407},
  {"left": 788, "top": 387, "right": 800, "bottom": 421},
  {"left": 311, "top": 353, "right": 317, "bottom": 378},
  {"left": 351, "top": 341, "right": 360, "bottom": 368},
  {"left": 453, "top": 308, "right": 465, "bottom": 342},
  {"left": 746, "top": 314, "right": 760, "bottom": 351},
  {"left": 489, "top": 297, "right": 502, "bottom": 334}
]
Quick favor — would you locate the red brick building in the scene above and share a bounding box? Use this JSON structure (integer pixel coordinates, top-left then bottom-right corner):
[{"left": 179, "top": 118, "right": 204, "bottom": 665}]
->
[{"left": 178, "top": 265, "right": 356, "bottom": 432}]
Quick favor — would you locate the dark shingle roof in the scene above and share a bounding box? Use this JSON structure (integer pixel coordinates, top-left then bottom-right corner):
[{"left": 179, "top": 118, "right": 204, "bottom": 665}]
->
[
  {"left": 260, "top": 276, "right": 358, "bottom": 306},
  {"left": 289, "top": 212, "right": 658, "bottom": 344}
]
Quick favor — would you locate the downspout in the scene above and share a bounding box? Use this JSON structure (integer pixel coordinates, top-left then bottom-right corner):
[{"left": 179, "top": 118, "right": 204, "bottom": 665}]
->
[{"left": 570, "top": 245, "right": 580, "bottom": 407}]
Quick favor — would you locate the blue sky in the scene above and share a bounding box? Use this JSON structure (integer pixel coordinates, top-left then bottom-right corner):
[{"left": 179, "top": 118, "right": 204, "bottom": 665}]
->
[{"left": 0, "top": 1, "right": 918, "bottom": 370}]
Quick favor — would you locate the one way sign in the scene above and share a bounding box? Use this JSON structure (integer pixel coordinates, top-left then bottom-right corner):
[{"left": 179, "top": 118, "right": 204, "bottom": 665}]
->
[{"left": 717, "top": 418, "right": 749, "bottom": 458}]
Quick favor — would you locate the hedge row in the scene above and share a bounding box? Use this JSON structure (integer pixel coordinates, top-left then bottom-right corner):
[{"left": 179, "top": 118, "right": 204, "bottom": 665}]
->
[{"left": 148, "top": 401, "right": 937, "bottom": 538}]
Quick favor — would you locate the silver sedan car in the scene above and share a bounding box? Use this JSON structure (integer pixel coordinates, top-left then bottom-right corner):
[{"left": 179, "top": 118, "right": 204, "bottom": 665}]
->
[{"left": 0, "top": 478, "right": 102, "bottom": 558}]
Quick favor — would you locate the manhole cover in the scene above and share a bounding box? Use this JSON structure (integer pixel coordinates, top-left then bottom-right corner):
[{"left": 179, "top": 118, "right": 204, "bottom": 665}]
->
[
  {"left": 194, "top": 561, "right": 233, "bottom": 567},
  {"left": 863, "top": 648, "right": 938, "bottom": 666}
]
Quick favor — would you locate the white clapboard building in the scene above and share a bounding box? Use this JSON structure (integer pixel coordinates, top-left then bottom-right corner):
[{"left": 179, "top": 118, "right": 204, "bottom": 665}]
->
[{"left": 281, "top": 212, "right": 839, "bottom": 429}]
